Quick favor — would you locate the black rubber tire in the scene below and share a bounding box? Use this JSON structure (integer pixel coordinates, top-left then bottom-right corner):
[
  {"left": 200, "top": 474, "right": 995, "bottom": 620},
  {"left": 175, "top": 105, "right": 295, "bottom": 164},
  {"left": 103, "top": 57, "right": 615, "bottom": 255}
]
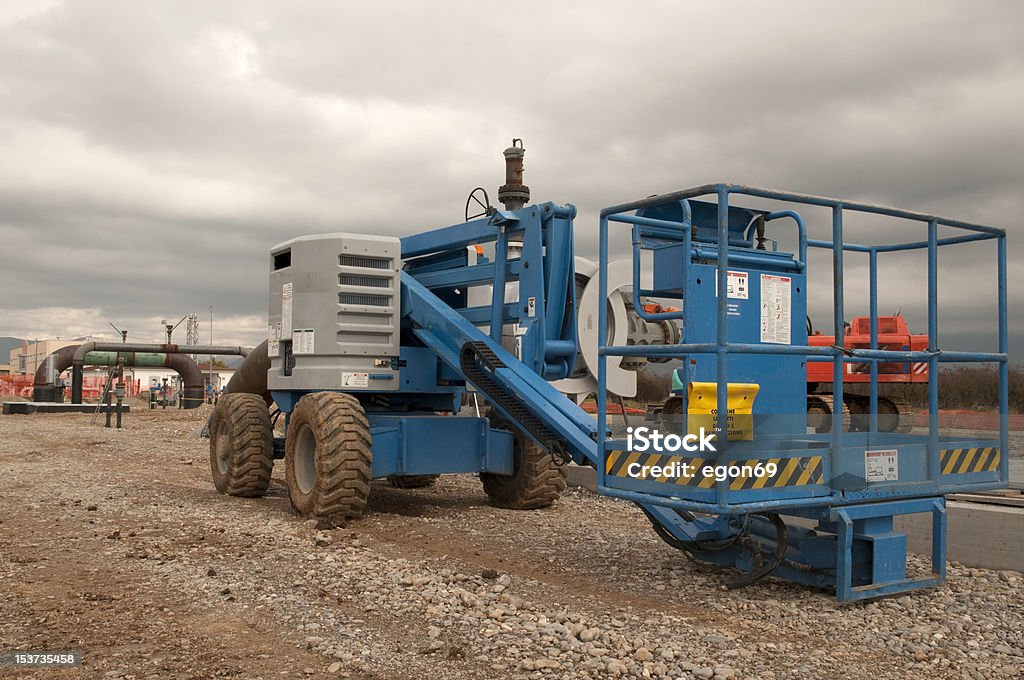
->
[
  {"left": 284, "top": 392, "right": 372, "bottom": 520},
  {"left": 387, "top": 474, "right": 440, "bottom": 489},
  {"left": 209, "top": 393, "right": 274, "bottom": 497},
  {"left": 480, "top": 417, "right": 566, "bottom": 510}
]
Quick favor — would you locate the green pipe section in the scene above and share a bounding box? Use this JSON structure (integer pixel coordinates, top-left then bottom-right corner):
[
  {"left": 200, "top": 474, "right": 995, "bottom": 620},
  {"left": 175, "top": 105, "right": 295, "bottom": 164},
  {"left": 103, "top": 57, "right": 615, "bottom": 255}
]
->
[{"left": 83, "top": 351, "right": 170, "bottom": 367}]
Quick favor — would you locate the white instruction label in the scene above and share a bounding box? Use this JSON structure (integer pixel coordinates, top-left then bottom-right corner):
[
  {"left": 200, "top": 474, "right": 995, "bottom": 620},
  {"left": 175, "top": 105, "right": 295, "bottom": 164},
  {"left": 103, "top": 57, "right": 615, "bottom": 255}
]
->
[
  {"left": 282, "top": 283, "right": 293, "bottom": 336},
  {"left": 342, "top": 372, "right": 369, "bottom": 388},
  {"left": 267, "top": 338, "right": 280, "bottom": 358},
  {"left": 865, "top": 449, "right": 899, "bottom": 482},
  {"left": 728, "top": 270, "right": 749, "bottom": 299},
  {"left": 715, "top": 270, "right": 750, "bottom": 300},
  {"left": 292, "top": 328, "right": 315, "bottom": 354},
  {"left": 760, "top": 274, "right": 791, "bottom": 344}
]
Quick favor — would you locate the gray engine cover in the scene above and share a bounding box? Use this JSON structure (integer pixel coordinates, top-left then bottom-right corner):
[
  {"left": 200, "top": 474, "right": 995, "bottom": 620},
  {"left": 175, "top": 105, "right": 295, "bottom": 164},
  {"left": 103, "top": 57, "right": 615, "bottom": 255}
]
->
[{"left": 267, "top": 233, "right": 401, "bottom": 392}]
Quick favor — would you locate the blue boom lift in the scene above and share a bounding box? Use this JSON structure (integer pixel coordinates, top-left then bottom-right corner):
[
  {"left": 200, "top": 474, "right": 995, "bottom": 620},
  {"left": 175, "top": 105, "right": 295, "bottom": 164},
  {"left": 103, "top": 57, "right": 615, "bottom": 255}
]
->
[{"left": 209, "top": 142, "right": 1009, "bottom": 601}]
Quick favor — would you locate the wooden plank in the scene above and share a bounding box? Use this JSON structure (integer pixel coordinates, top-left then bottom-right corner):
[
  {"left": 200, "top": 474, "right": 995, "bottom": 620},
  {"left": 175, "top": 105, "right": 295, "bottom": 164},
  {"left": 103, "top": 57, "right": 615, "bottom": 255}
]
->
[{"left": 948, "top": 493, "right": 1024, "bottom": 507}]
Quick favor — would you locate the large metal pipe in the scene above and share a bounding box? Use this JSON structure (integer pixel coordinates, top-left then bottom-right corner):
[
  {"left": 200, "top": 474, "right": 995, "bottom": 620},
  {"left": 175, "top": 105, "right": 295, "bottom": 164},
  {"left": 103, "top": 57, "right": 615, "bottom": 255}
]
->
[
  {"left": 71, "top": 342, "right": 250, "bottom": 362},
  {"left": 68, "top": 342, "right": 249, "bottom": 404},
  {"left": 33, "top": 344, "right": 209, "bottom": 408},
  {"left": 31, "top": 344, "right": 80, "bottom": 402},
  {"left": 222, "top": 339, "right": 271, "bottom": 404},
  {"left": 168, "top": 353, "right": 205, "bottom": 409}
]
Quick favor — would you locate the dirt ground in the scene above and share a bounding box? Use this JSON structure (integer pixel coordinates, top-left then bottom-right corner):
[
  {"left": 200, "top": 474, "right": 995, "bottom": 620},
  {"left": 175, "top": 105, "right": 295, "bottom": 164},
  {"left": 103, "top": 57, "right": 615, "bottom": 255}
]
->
[{"left": 1, "top": 407, "right": 1021, "bottom": 680}]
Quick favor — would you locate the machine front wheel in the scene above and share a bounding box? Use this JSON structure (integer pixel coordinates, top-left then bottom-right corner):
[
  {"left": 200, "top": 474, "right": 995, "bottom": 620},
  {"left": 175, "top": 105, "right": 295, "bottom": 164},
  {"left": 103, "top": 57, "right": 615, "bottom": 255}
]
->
[
  {"left": 285, "top": 392, "right": 372, "bottom": 520},
  {"left": 480, "top": 417, "right": 566, "bottom": 510},
  {"left": 209, "top": 393, "right": 274, "bottom": 497}
]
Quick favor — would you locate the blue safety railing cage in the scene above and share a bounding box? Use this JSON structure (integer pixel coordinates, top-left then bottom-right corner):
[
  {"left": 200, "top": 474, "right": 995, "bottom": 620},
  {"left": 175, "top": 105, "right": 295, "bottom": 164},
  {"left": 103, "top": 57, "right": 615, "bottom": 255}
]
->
[{"left": 595, "top": 183, "right": 1009, "bottom": 514}]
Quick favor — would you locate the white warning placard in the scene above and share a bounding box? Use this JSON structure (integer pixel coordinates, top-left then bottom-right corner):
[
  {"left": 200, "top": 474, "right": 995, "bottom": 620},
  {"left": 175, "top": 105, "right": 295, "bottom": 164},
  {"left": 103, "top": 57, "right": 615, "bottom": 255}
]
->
[
  {"left": 342, "top": 372, "right": 369, "bottom": 388},
  {"left": 760, "top": 274, "right": 791, "bottom": 344},
  {"left": 865, "top": 449, "right": 899, "bottom": 482},
  {"left": 728, "top": 270, "right": 749, "bottom": 299},
  {"left": 715, "top": 270, "right": 750, "bottom": 300},
  {"left": 292, "top": 328, "right": 315, "bottom": 354},
  {"left": 267, "top": 338, "right": 280, "bottom": 358},
  {"left": 281, "top": 283, "right": 293, "bottom": 336}
]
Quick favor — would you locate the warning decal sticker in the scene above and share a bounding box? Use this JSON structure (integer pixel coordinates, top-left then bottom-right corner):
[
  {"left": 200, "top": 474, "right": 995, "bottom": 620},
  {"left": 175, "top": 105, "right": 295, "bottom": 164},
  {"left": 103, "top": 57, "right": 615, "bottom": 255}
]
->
[
  {"left": 865, "top": 449, "right": 899, "bottom": 482},
  {"left": 342, "top": 372, "right": 369, "bottom": 388},
  {"left": 715, "top": 270, "right": 750, "bottom": 300},
  {"left": 292, "top": 328, "right": 315, "bottom": 354},
  {"left": 727, "top": 270, "right": 749, "bottom": 299},
  {"left": 760, "top": 274, "right": 791, "bottom": 344},
  {"left": 282, "top": 283, "right": 293, "bottom": 336}
]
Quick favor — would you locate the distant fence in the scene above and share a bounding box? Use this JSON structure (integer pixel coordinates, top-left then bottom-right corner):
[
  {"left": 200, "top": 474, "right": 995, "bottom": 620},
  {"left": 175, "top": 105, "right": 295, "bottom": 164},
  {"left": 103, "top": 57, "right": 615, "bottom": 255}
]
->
[
  {"left": 913, "top": 409, "right": 1024, "bottom": 432},
  {"left": 0, "top": 375, "right": 142, "bottom": 400}
]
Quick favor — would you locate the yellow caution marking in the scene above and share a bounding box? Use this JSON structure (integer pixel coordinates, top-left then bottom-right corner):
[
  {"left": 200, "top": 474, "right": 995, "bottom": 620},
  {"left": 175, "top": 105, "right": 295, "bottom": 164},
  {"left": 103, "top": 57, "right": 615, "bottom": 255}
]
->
[
  {"left": 752, "top": 458, "right": 782, "bottom": 490},
  {"left": 795, "top": 458, "right": 818, "bottom": 486},
  {"left": 602, "top": 452, "right": 823, "bottom": 488},
  {"left": 776, "top": 457, "right": 801, "bottom": 487},
  {"left": 605, "top": 450, "right": 622, "bottom": 474},
  {"left": 656, "top": 455, "right": 683, "bottom": 483},
  {"left": 957, "top": 448, "right": 979, "bottom": 475},
  {"left": 941, "top": 448, "right": 961, "bottom": 475},
  {"left": 698, "top": 470, "right": 718, "bottom": 489},
  {"left": 940, "top": 447, "right": 1000, "bottom": 475},
  {"left": 987, "top": 448, "right": 1001, "bottom": 471}
]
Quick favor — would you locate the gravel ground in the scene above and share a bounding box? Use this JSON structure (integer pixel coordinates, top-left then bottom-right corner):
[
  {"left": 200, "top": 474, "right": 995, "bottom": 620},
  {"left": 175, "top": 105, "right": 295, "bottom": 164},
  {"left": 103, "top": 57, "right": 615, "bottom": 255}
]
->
[{"left": 1, "top": 407, "right": 1022, "bottom": 679}]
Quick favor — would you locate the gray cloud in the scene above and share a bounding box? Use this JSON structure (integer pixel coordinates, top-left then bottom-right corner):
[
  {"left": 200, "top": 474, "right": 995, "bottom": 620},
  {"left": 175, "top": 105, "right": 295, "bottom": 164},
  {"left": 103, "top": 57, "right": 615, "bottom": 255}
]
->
[{"left": 0, "top": 0, "right": 1020, "bottom": 359}]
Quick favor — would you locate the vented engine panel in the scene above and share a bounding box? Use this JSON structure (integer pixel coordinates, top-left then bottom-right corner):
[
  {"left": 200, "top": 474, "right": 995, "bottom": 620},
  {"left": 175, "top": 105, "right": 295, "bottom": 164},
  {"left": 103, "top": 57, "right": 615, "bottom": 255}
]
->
[{"left": 267, "top": 233, "right": 401, "bottom": 392}]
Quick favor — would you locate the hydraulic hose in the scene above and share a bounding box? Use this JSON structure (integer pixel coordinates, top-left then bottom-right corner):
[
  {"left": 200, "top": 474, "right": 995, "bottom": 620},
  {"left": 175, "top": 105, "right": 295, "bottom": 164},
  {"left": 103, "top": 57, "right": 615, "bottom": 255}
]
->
[
  {"left": 726, "top": 513, "right": 788, "bottom": 589},
  {"left": 644, "top": 507, "right": 788, "bottom": 588}
]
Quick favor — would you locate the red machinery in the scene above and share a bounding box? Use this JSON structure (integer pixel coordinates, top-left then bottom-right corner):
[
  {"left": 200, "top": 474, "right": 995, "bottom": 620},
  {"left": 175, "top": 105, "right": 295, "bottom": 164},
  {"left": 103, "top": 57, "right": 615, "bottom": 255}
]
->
[{"left": 807, "top": 315, "right": 928, "bottom": 433}]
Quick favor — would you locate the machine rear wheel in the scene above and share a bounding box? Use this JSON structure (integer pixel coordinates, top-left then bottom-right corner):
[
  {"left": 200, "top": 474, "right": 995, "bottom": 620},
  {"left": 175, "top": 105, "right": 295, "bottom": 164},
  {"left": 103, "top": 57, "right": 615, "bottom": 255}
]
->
[
  {"left": 285, "top": 392, "right": 372, "bottom": 520},
  {"left": 209, "top": 393, "right": 274, "bottom": 497},
  {"left": 480, "top": 417, "right": 565, "bottom": 509},
  {"left": 387, "top": 474, "right": 440, "bottom": 488}
]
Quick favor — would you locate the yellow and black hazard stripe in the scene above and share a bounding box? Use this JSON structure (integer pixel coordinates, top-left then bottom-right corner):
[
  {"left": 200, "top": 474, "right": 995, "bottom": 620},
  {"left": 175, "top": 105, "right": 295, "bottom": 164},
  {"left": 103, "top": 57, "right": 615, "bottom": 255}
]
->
[
  {"left": 604, "top": 451, "right": 824, "bottom": 490},
  {"left": 940, "top": 447, "right": 1000, "bottom": 475}
]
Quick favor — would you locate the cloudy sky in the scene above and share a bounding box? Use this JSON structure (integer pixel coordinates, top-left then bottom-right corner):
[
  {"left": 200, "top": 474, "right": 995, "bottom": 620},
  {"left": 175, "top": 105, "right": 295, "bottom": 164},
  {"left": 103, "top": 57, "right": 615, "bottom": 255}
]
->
[{"left": 0, "top": 1, "right": 1020, "bottom": 362}]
